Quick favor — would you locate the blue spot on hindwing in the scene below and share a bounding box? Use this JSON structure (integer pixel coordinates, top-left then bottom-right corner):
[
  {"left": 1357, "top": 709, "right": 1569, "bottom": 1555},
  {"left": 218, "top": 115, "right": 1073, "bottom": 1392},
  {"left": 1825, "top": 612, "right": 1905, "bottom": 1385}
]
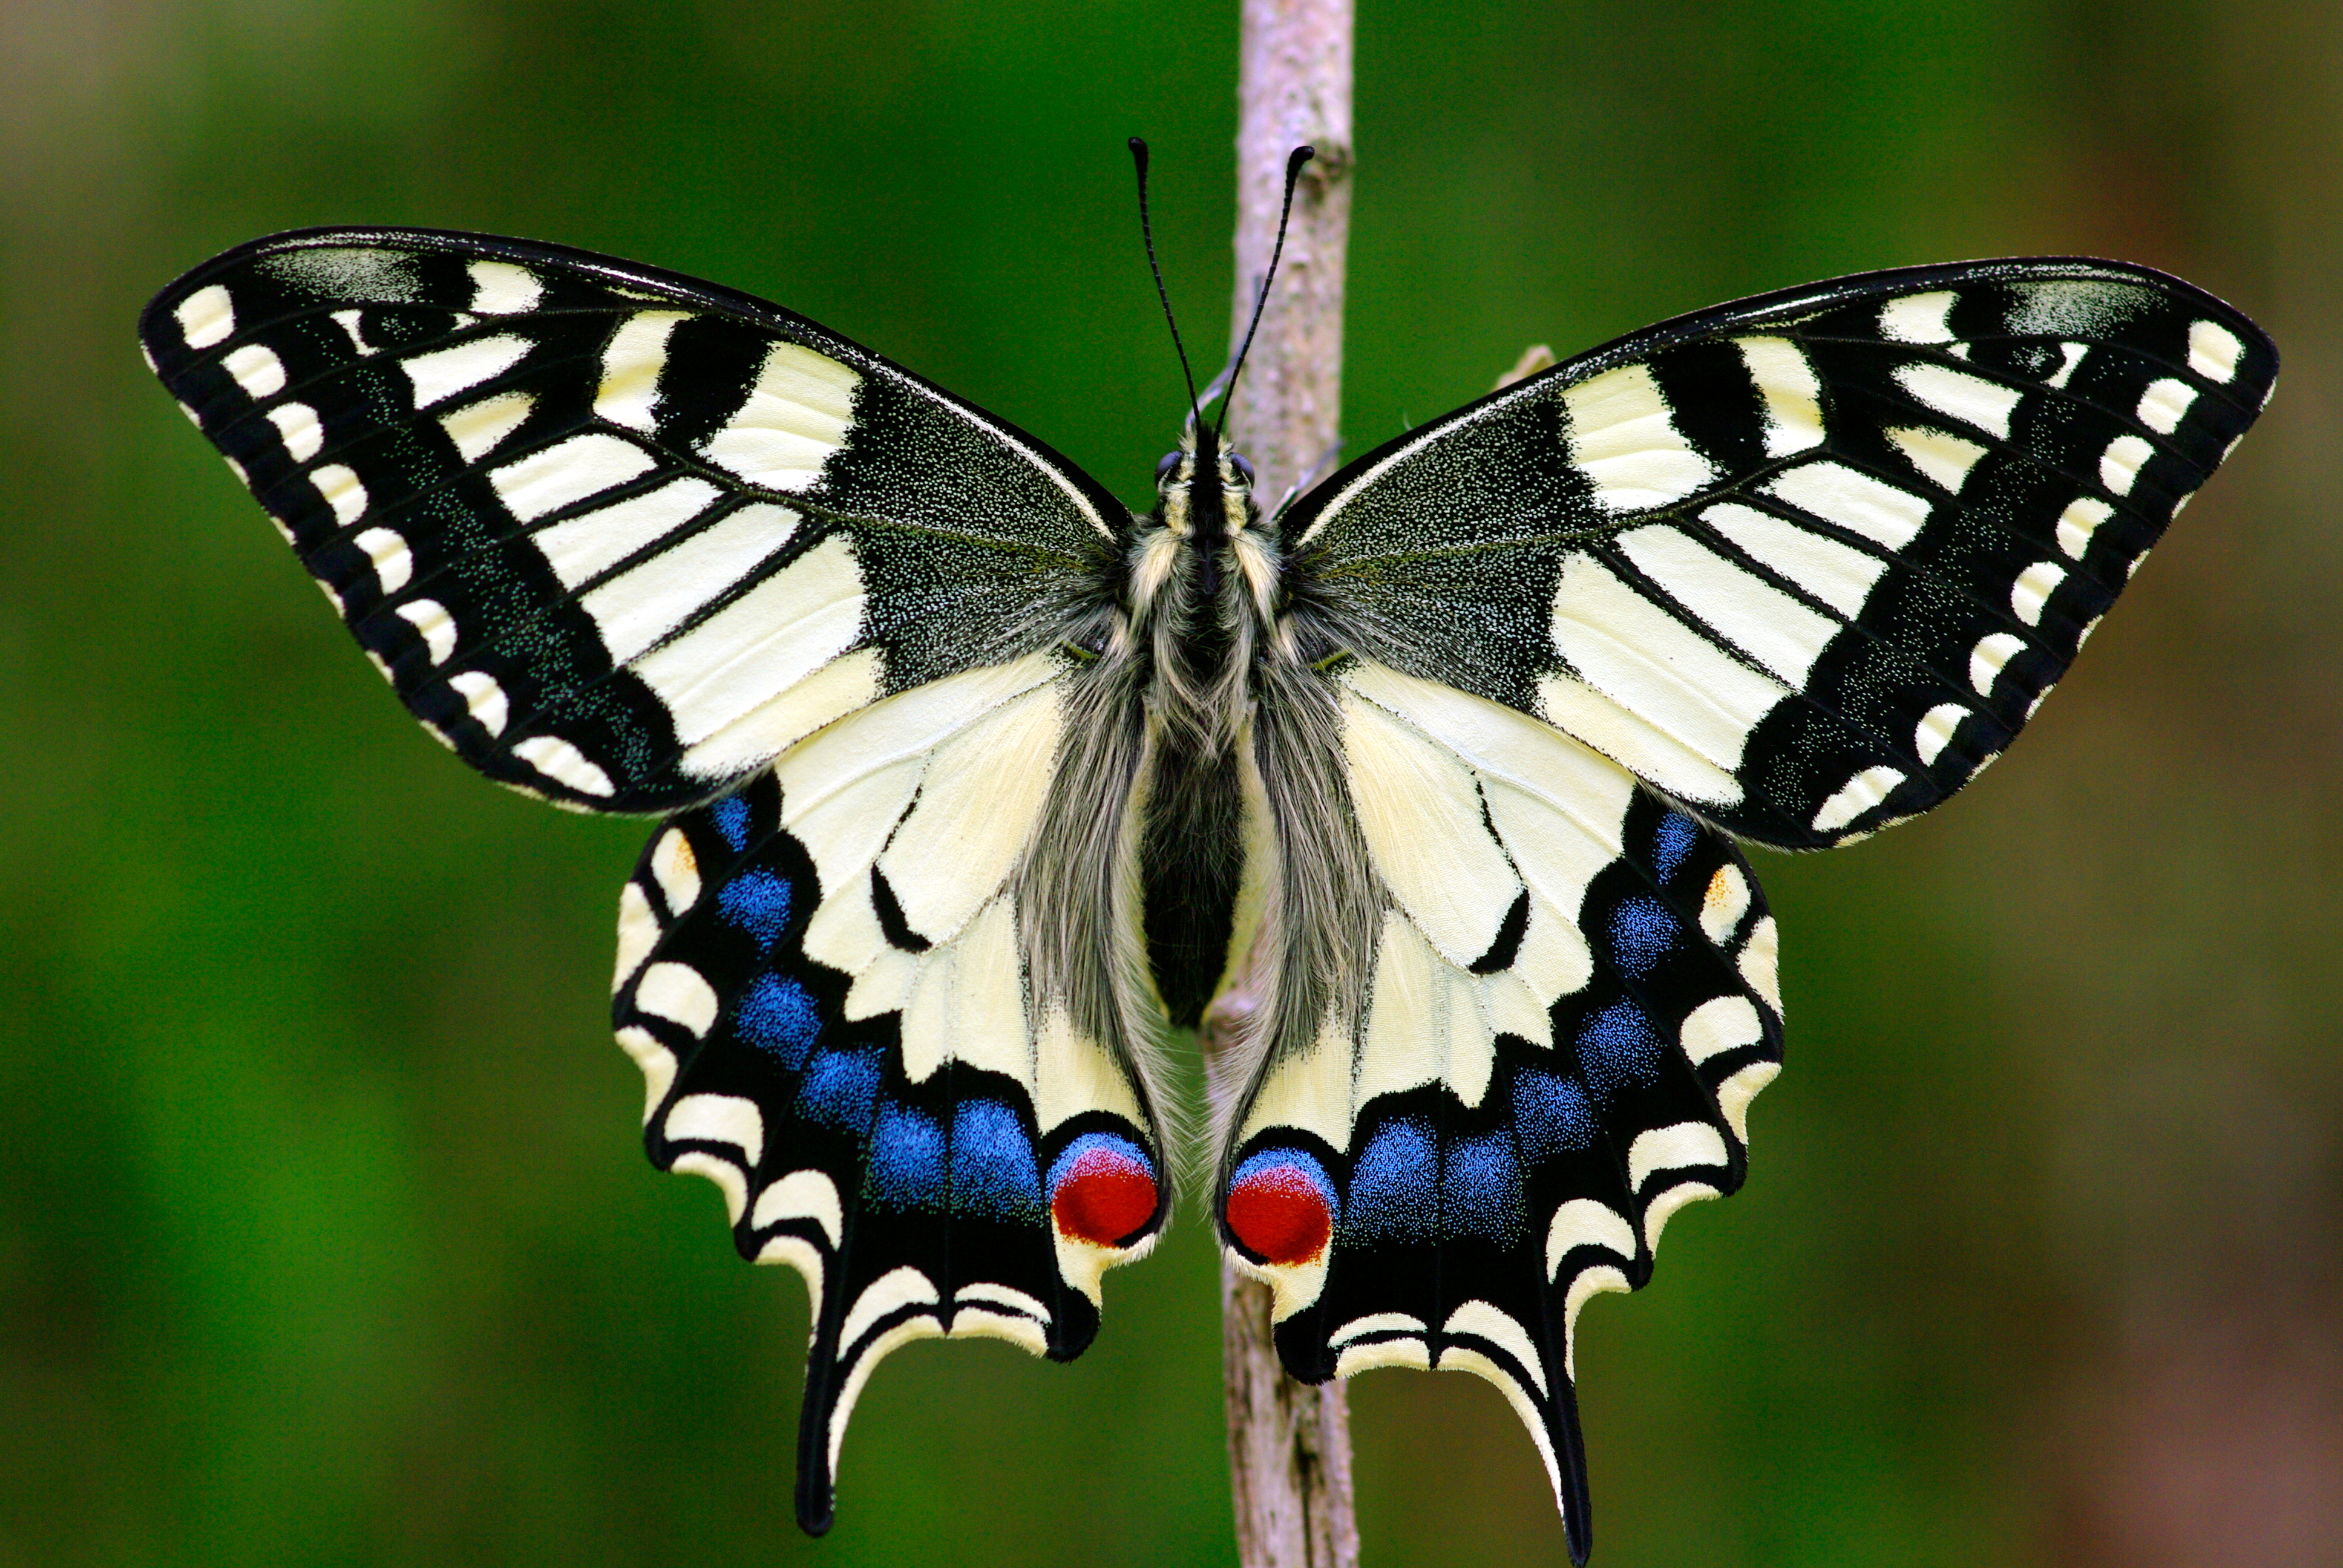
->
[
  {"left": 1343, "top": 1120, "right": 1531, "bottom": 1243},
  {"left": 734, "top": 974, "right": 820, "bottom": 1067},
  {"left": 869, "top": 1103, "right": 946, "bottom": 1210},
  {"left": 950, "top": 1099, "right": 1042, "bottom": 1221},
  {"left": 718, "top": 868, "right": 794, "bottom": 952},
  {"left": 1576, "top": 999, "right": 1664, "bottom": 1102},
  {"left": 1513, "top": 1069, "right": 1599, "bottom": 1159},
  {"left": 1441, "top": 1133, "right": 1525, "bottom": 1244},
  {"left": 710, "top": 795, "right": 752, "bottom": 852},
  {"left": 797, "top": 1048, "right": 882, "bottom": 1134},
  {"left": 1343, "top": 1119, "right": 1439, "bottom": 1241},
  {"left": 1608, "top": 895, "right": 1679, "bottom": 978},
  {"left": 1653, "top": 811, "right": 1698, "bottom": 880}
]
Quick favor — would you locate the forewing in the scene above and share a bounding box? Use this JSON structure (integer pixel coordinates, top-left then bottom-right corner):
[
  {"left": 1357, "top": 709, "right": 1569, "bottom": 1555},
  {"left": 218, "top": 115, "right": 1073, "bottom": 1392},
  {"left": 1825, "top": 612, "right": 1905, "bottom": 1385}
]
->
[
  {"left": 141, "top": 228, "right": 1126, "bottom": 813},
  {"left": 611, "top": 656, "right": 1168, "bottom": 1531},
  {"left": 1283, "top": 260, "right": 2276, "bottom": 848},
  {"left": 1221, "top": 662, "right": 1780, "bottom": 1565}
]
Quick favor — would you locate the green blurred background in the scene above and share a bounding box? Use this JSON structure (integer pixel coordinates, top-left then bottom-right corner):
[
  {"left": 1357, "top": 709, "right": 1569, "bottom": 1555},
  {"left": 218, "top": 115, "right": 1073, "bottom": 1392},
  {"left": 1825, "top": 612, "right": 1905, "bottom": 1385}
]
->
[{"left": 4, "top": 0, "right": 2338, "bottom": 1563}]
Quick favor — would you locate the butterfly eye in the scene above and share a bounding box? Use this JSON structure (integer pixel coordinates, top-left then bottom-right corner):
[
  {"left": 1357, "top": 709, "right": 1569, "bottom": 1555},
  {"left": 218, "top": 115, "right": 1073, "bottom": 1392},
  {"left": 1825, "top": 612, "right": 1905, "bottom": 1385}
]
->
[
  {"left": 1228, "top": 452, "right": 1256, "bottom": 486},
  {"left": 1155, "top": 451, "right": 1182, "bottom": 482}
]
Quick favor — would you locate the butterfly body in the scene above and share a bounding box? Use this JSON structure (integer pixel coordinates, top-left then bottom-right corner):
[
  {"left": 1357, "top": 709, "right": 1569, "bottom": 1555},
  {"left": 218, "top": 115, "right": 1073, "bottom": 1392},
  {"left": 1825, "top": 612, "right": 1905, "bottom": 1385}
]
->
[
  {"left": 1124, "top": 426, "right": 1273, "bottom": 1029},
  {"left": 142, "top": 226, "right": 2274, "bottom": 1562}
]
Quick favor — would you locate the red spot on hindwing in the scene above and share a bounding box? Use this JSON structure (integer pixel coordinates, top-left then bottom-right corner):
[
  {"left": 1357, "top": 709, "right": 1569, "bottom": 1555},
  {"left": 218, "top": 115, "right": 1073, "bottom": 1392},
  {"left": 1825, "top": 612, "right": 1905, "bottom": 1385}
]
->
[
  {"left": 1225, "top": 1163, "right": 1333, "bottom": 1265},
  {"left": 1050, "top": 1145, "right": 1158, "bottom": 1246}
]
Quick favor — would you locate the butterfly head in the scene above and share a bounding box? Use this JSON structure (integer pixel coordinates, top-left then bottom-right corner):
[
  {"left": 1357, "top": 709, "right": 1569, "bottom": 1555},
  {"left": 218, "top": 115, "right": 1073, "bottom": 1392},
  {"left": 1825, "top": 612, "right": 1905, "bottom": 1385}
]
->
[{"left": 1153, "top": 423, "right": 1257, "bottom": 544}]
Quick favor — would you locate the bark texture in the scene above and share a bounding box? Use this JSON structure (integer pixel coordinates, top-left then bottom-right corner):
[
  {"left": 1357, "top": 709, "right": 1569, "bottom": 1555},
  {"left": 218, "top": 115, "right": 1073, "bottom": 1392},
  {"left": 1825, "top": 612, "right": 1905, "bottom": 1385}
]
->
[{"left": 1204, "top": 3, "right": 1358, "bottom": 1566}]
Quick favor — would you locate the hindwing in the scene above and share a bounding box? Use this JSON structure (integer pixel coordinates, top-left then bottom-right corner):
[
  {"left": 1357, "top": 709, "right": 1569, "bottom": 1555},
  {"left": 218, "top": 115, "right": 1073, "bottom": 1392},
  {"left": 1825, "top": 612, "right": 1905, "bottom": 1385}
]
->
[
  {"left": 1219, "top": 661, "right": 1780, "bottom": 1564},
  {"left": 610, "top": 655, "right": 1168, "bottom": 1530},
  {"left": 1284, "top": 259, "right": 2277, "bottom": 848},
  {"left": 140, "top": 228, "right": 1126, "bottom": 814}
]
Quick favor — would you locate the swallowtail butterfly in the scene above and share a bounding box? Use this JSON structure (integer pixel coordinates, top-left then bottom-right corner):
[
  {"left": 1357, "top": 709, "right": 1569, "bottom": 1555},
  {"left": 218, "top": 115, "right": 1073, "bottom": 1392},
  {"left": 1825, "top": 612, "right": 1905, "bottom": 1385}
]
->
[{"left": 142, "top": 209, "right": 2273, "bottom": 1562}]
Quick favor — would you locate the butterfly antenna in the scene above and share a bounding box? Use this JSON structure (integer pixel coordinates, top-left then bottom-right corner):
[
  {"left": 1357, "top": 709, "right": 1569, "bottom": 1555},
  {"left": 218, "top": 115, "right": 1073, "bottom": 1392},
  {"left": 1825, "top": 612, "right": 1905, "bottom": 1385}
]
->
[
  {"left": 1215, "top": 144, "right": 1315, "bottom": 437},
  {"left": 1130, "top": 138, "right": 1205, "bottom": 436}
]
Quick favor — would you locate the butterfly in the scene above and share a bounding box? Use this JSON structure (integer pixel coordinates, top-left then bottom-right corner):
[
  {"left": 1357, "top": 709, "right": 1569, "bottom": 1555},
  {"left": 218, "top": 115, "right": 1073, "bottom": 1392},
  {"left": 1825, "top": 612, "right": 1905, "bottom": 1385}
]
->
[{"left": 141, "top": 214, "right": 2273, "bottom": 1563}]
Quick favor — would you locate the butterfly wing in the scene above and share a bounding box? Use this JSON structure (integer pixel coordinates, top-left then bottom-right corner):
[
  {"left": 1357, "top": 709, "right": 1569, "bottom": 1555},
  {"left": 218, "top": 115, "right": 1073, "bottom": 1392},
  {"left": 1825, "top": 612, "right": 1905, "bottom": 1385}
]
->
[
  {"left": 1234, "top": 260, "right": 2273, "bottom": 1562},
  {"left": 143, "top": 230, "right": 1168, "bottom": 1529},
  {"left": 1280, "top": 259, "right": 2277, "bottom": 849},
  {"left": 611, "top": 655, "right": 1168, "bottom": 1531},
  {"left": 139, "top": 227, "right": 1125, "bottom": 813},
  {"left": 1225, "top": 661, "right": 1780, "bottom": 1564}
]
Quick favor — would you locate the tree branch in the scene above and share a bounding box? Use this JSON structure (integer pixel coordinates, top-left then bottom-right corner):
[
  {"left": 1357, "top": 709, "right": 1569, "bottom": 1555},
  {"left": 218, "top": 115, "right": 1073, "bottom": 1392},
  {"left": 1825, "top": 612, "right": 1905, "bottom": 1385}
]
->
[
  {"left": 1224, "top": 0, "right": 1354, "bottom": 506},
  {"left": 1204, "top": 4, "right": 1357, "bottom": 1566}
]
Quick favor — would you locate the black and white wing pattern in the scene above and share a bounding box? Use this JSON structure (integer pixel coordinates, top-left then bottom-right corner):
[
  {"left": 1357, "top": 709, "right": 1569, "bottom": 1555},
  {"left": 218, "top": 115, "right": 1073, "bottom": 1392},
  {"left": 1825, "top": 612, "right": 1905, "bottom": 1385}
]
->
[
  {"left": 1282, "top": 259, "right": 2278, "bottom": 849},
  {"left": 1225, "top": 260, "right": 2273, "bottom": 1561},
  {"left": 140, "top": 230, "right": 1170, "bottom": 1530},
  {"left": 139, "top": 228, "right": 1124, "bottom": 813},
  {"left": 610, "top": 662, "right": 1167, "bottom": 1532},
  {"left": 1221, "top": 662, "right": 1780, "bottom": 1566}
]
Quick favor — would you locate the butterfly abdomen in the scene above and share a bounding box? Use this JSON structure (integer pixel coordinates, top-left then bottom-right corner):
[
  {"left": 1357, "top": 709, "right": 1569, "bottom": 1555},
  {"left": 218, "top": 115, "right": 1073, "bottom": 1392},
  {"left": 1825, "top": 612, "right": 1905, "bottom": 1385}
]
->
[{"left": 1138, "top": 723, "right": 1250, "bottom": 1027}]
